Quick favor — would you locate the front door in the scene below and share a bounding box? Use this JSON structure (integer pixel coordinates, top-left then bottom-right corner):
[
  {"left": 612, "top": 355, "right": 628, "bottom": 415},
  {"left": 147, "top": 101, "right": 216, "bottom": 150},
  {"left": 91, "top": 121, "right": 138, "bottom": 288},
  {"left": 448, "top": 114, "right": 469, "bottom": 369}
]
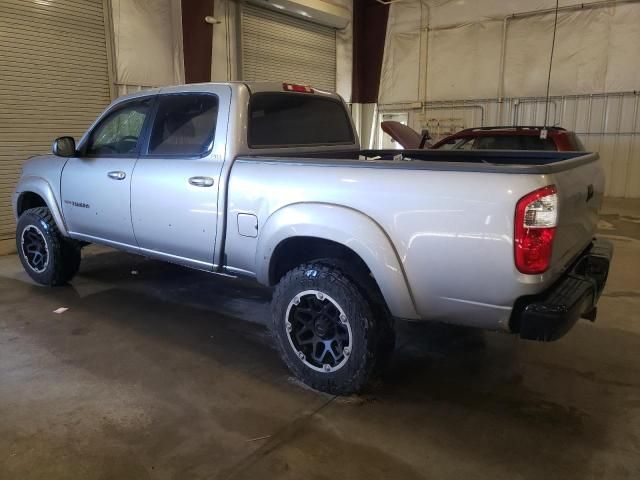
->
[
  {"left": 61, "top": 98, "right": 154, "bottom": 247},
  {"left": 131, "top": 87, "right": 230, "bottom": 268}
]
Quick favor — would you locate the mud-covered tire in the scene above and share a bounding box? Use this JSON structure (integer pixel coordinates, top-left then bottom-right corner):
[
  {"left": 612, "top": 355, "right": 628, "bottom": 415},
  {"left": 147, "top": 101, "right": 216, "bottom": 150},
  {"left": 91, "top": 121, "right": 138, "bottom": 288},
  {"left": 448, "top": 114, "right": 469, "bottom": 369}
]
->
[
  {"left": 16, "top": 207, "right": 81, "bottom": 286},
  {"left": 271, "top": 263, "right": 382, "bottom": 395}
]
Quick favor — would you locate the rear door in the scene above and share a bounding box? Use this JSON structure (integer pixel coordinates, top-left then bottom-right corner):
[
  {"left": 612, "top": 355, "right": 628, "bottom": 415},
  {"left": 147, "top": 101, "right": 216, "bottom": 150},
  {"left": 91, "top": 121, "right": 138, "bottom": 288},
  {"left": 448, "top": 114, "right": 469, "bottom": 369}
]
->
[
  {"left": 130, "top": 87, "right": 230, "bottom": 269},
  {"left": 61, "top": 98, "right": 154, "bottom": 246}
]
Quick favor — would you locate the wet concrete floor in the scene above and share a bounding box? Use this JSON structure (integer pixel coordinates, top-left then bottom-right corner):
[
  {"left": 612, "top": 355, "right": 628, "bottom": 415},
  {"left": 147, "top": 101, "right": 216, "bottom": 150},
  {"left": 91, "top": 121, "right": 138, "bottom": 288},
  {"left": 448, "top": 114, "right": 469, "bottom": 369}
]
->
[{"left": 1, "top": 199, "right": 639, "bottom": 479}]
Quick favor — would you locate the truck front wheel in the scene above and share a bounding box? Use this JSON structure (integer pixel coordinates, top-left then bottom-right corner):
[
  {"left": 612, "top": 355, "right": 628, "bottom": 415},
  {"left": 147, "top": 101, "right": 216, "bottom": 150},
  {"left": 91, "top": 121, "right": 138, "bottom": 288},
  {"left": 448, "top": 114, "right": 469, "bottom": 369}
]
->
[
  {"left": 271, "top": 263, "right": 381, "bottom": 395},
  {"left": 16, "top": 207, "right": 81, "bottom": 286}
]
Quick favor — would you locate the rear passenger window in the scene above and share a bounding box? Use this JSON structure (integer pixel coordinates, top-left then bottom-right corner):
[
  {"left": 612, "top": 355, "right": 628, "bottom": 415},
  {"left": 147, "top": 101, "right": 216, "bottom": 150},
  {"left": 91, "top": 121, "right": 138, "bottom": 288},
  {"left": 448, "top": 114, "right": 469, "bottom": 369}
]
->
[{"left": 148, "top": 94, "right": 218, "bottom": 156}]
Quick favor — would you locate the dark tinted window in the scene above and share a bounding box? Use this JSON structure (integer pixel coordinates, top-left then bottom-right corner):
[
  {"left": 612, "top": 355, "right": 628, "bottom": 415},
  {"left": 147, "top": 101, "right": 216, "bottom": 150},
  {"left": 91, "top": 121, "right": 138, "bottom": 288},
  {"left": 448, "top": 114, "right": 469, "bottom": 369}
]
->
[
  {"left": 520, "top": 135, "right": 556, "bottom": 150},
  {"left": 249, "top": 93, "right": 354, "bottom": 148},
  {"left": 474, "top": 135, "right": 556, "bottom": 150},
  {"left": 437, "top": 137, "right": 470, "bottom": 150},
  {"left": 148, "top": 94, "right": 218, "bottom": 156},
  {"left": 86, "top": 99, "right": 152, "bottom": 156}
]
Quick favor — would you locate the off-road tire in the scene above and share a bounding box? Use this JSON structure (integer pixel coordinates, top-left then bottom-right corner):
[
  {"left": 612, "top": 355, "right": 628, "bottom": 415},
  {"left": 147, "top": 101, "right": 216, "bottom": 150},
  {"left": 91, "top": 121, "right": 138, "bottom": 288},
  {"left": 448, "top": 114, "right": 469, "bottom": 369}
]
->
[
  {"left": 16, "top": 207, "right": 81, "bottom": 286},
  {"left": 271, "top": 263, "right": 382, "bottom": 395},
  {"left": 310, "top": 257, "right": 395, "bottom": 375}
]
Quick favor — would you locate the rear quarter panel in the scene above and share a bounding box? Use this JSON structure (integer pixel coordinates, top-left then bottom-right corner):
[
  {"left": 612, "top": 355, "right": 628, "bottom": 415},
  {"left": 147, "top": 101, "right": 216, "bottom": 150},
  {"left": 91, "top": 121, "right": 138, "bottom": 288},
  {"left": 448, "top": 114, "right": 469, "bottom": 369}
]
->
[{"left": 225, "top": 159, "right": 564, "bottom": 330}]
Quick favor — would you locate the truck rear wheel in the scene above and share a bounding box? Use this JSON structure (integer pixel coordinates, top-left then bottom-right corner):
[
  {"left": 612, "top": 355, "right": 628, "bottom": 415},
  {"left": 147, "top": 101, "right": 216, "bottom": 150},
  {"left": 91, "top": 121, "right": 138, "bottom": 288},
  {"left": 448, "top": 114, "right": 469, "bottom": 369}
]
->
[
  {"left": 16, "top": 207, "right": 81, "bottom": 286},
  {"left": 271, "top": 263, "right": 382, "bottom": 395}
]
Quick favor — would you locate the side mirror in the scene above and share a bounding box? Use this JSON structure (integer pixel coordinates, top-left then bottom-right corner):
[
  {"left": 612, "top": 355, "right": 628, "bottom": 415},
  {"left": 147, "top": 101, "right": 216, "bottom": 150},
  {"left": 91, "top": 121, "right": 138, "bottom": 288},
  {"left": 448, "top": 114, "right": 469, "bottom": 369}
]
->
[{"left": 52, "top": 136, "right": 76, "bottom": 157}]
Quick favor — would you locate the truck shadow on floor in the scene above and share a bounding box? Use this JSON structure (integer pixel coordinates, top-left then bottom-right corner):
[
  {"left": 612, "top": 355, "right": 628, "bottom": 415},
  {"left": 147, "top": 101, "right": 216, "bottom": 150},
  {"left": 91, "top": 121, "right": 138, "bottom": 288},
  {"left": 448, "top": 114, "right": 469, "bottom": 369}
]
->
[
  {"left": 73, "top": 248, "right": 640, "bottom": 401},
  {"left": 74, "top": 248, "right": 509, "bottom": 372},
  {"left": 75, "top": 249, "right": 637, "bottom": 398}
]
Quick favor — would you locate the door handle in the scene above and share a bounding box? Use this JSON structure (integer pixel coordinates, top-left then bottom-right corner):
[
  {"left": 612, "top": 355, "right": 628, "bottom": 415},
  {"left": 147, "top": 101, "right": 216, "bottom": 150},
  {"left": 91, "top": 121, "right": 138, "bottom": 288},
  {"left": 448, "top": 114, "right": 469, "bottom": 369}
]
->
[
  {"left": 189, "top": 176, "right": 214, "bottom": 187},
  {"left": 107, "top": 171, "right": 126, "bottom": 180}
]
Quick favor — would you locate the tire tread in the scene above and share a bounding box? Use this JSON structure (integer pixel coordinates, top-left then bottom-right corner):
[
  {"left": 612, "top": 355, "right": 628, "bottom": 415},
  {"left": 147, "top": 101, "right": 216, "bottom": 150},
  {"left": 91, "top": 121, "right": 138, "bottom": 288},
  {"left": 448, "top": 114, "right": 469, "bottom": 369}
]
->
[
  {"left": 16, "top": 207, "right": 81, "bottom": 286},
  {"left": 271, "top": 262, "right": 383, "bottom": 395}
]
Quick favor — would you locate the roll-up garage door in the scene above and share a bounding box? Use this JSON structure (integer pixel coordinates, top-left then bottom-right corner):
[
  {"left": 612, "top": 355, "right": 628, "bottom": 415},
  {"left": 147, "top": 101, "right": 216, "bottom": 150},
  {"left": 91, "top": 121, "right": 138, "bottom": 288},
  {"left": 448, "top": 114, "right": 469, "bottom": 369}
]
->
[
  {"left": 0, "top": 0, "right": 112, "bottom": 241},
  {"left": 241, "top": 4, "right": 336, "bottom": 92}
]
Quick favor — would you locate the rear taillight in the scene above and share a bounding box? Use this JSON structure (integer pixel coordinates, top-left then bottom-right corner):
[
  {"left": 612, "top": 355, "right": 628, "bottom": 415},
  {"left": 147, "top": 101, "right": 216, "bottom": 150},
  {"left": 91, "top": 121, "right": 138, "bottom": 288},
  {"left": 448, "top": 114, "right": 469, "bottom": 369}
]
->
[{"left": 514, "top": 185, "right": 558, "bottom": 274}]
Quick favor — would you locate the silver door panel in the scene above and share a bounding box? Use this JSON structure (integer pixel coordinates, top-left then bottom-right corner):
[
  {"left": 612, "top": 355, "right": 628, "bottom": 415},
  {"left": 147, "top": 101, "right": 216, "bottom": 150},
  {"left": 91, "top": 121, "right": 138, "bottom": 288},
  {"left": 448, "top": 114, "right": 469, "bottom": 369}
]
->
[{"left": 131, "top": 85, "right": 231, "bottom": 267}]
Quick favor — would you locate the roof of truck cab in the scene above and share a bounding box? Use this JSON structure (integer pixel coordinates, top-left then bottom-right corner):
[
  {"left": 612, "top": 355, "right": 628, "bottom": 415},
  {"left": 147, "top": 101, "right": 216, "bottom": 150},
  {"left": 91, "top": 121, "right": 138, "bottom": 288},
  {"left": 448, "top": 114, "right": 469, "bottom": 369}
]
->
[{"left": 111, "top": 81, "right": 341, "bottom": 104}]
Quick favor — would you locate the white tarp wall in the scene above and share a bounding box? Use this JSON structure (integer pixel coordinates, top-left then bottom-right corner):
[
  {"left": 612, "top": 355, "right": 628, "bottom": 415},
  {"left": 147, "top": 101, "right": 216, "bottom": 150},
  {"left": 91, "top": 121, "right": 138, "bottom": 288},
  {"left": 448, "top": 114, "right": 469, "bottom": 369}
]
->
[
  {"left": 211, "top": 0, "right": 238, "bottom": 83},
  {"left": 335, "top": 0, "right": 353, "bottom": 103},
  {"left": 380, "top": 0, "right": 640, "bottom": 102},
  {"left": 379, "top": 0, "right": 640, "bottom": 197},
  {"left": 111, "top": 0, "right": 185, "bottom": 96}
]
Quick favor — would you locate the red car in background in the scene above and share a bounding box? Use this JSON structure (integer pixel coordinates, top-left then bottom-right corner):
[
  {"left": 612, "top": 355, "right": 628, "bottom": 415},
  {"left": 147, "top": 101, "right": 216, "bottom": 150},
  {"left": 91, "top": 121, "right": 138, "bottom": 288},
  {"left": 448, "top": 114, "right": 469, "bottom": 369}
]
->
[
  {"left": 430, "top": 126, "right": 585, "bottom": 151},
  {"left": 381, "top": 122, "right": 585, "bottom": 151}
]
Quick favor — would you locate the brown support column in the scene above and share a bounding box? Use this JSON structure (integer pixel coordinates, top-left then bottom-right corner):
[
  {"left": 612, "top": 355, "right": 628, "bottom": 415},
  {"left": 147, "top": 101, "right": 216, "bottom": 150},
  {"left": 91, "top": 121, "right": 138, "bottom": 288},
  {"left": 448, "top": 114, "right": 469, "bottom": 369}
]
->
[
  {"left": 181, "top": 0, "right": 215, "bottom": 83},
  {"left": 352, "top": 0, "right": 390, "bottom": 104}
]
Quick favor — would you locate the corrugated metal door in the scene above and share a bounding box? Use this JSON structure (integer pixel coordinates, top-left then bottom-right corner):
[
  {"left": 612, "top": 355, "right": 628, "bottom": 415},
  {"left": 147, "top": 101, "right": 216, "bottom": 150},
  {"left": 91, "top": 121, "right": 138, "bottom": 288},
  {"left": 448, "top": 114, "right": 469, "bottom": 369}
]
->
[
  {"left": 0, "top": 0, "right": 112, "bottom": 241},
  {"left": 241, "top": 4, "right": 336, "bottom": 92}
]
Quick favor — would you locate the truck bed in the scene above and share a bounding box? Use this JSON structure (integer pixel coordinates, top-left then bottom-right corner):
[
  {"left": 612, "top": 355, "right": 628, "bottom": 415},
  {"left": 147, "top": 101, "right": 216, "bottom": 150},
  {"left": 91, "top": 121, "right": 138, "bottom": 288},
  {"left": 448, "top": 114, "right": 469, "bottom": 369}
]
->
[{"left": 230, "top": 148, "right": 603, "bottom": 328}]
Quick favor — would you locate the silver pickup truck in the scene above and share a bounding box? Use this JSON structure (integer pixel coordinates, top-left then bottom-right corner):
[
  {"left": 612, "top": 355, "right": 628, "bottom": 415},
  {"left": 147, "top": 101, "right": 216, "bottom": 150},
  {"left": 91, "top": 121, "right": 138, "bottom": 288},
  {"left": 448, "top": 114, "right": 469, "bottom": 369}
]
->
[{"left": 12, "top": 82, "right": 612, "bottom": 394}]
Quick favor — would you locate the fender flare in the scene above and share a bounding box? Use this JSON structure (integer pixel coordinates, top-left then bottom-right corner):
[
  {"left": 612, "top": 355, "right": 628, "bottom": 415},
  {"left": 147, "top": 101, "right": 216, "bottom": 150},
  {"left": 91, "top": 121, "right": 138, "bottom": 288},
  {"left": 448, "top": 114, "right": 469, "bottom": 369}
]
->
[
  {"left": 13, "top": 176, "right": 69, "bottom": 237},
  {"left": 255, "top": 202, "right": 419, "bottom": 319}
]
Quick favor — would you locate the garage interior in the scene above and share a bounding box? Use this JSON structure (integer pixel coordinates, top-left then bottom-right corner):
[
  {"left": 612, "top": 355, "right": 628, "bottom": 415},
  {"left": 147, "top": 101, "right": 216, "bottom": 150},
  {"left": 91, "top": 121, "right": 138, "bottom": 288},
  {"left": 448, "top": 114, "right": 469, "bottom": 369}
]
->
[{"left": 1, "top": 0, "right": 640, "bottom": 478}]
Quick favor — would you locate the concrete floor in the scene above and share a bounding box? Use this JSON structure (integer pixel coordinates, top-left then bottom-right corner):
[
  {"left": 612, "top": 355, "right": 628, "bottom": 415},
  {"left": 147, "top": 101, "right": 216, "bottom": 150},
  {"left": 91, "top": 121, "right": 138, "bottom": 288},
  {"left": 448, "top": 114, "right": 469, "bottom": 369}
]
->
[{"left": 1, "top": 199, "right": 639, "bottom": 480}]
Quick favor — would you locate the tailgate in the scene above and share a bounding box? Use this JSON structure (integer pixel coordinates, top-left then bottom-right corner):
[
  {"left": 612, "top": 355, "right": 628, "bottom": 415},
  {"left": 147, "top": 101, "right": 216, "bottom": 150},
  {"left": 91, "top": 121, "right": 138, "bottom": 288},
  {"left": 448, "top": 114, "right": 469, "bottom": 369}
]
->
[{"left": 550, "top": 155, "right": 605, "bottom": 271}]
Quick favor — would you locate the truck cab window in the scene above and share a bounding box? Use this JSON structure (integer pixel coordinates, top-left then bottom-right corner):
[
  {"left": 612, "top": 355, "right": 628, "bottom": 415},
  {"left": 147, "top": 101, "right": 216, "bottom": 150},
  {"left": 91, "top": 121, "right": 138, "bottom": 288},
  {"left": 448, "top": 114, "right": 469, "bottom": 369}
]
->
[
  {"left": 86, "top": 100, "right": 151, "bottom": 156},
  {"left": 147, "top": 94, "right": 218, "bottom": 156},
  {"left": 249, "top": 93, "right": 354, "bottom": 148}
]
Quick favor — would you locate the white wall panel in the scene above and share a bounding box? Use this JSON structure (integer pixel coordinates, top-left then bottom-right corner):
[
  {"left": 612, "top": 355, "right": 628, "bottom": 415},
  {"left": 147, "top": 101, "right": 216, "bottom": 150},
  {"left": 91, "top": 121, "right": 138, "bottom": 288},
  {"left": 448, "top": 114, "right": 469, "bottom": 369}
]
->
[
  {"left": 429, "top": 0, "right": 591, "bottom": 26},
  {"left": 211, "top": 0, "right": 239, "bottom": 83},
  {"left": 111, "top": 0, "right": 184, "bottom": 92},
  {"left": 604, "top": 5, "right": 640, "bottom": 92},
  {"left": 381, "top": 1, "right": 640, "bottom": 102},
  {"left": 379, "top": 1, "right": 423, "bottom": 104},
  {"left": 426, "top": 22, "right": 502, "bottom": 101},
  {"left": 334, "top": 0, "right": 353, "bottom": 102}
]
